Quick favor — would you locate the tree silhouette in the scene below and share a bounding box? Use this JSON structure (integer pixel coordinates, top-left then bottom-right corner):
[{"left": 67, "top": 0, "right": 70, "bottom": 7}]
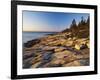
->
[
  {"left": 80, "top": 16, "right": 86, "bottom": 25},
  {"left": 70, "top": 19, "right": 78, "bottom": 37},
  {"left": 62, "top": 16, "right": 90, "bottom": 38},
  {"left": 70, "top": 19, "right": 77, "bottom": 29}
]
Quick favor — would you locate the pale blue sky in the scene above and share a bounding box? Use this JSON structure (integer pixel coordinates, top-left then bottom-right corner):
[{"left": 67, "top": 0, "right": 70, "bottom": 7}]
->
[{"left": 23, "top": 11, "right": 89, "bottom": 32}]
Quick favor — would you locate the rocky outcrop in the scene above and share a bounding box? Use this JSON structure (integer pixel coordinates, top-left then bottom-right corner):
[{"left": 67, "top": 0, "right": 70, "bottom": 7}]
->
[
  {"left": 23, "top": 24, "right": 90, "bottom": 68},
  {"left": 24, "top": 39, "right": 40, "bottom": 47}
]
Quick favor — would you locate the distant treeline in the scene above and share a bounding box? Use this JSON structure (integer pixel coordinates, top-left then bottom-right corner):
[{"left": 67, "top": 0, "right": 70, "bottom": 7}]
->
[{"left": 62, "top": 16, "right": 90, "bottom": 38}]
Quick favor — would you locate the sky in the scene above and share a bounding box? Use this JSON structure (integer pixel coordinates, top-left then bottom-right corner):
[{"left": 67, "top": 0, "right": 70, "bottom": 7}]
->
[{"left": 23, "top": 11, "right": 89, "bottom": 32}]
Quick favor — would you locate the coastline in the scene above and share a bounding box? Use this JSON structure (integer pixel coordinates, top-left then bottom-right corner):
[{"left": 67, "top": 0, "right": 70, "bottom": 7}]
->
[
  {"left": 23, "top": 17, "right": 90, "bottom": 68},
  {"left": 23, "top": 32, "right": 58, "bottom": 43},
  {"left": 23, "top": 31, "right": 90, "bottom": 68}
]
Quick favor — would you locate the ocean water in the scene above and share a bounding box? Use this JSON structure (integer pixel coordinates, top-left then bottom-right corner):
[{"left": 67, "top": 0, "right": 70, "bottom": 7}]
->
[{"left": 22, "top": 32, "right": 56, "bottom": 43}]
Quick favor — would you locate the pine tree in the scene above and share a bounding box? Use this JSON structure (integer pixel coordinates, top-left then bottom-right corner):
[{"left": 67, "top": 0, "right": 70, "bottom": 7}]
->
[
  {"left": 80, "top": 16, "right": 86, "bottom": 25},
  {"left": 70, "top": 19, "right": 78, "bottom": 37},
  {"left": 70, "top": 19, "right": 77, "bottom": 29}
]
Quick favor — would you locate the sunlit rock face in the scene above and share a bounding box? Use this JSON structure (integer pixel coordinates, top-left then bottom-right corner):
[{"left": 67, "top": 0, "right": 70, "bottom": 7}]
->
[
  {"left": 23, "top": 31, "right": 90, "bottom": 68},
  {"left": 23, "top": 17, "right": 90, "bottom": 68}
]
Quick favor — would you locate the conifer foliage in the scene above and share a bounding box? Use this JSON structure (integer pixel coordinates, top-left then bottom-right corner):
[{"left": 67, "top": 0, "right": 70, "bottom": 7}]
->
[{"left": 62, "top": 16, "right": 90, "bottom": 38}]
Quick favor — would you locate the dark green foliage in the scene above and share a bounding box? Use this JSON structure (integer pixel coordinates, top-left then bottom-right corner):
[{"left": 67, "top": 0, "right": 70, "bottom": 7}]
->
[
  {"left": 70, "top": 19, "right": 77, "bottom": 29},
  {"left": 62, "top": 16, "right": 90, "bottom": 38}
]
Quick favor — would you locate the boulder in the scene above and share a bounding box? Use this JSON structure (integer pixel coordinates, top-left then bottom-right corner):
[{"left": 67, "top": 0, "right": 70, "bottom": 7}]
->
[
  {"left": 75, "top": 44, "right": 87, "bottom": 50},
  {"left": 75, "top": 44, "right": 80, "bottom": 50}
]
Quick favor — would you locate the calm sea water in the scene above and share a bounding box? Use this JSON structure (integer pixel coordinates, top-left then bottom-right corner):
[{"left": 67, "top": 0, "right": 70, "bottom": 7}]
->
[{"left": 22, "top": 32, "right": 56, "bottom": 43}]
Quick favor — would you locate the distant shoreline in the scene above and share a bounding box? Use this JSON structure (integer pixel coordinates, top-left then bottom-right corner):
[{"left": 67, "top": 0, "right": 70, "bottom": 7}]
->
[{"left": 23, "top": 31, "right": 58, "bottom": 43}]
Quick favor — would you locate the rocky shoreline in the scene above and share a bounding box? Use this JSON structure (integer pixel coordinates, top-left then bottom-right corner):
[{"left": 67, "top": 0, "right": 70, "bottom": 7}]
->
[
  {"left": 23, "top": 17, "right": 90, "bottom": 68},
  {"left": 23, "top": 31, "right": 90, "bottom": 68}
]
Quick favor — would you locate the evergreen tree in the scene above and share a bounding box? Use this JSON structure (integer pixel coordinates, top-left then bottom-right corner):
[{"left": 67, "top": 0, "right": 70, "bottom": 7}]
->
[
  {"left": 70, "top": 19, "right": 78, "bottom": 37},
  {"left": 62, "top": 16, "right": 90, "bottom": 38},
  {"left": 70, "top": 19, "right": 77, "bottom": 29},
  {"left": 80, "top": 16, "right": 86, "bottom": 25}
]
